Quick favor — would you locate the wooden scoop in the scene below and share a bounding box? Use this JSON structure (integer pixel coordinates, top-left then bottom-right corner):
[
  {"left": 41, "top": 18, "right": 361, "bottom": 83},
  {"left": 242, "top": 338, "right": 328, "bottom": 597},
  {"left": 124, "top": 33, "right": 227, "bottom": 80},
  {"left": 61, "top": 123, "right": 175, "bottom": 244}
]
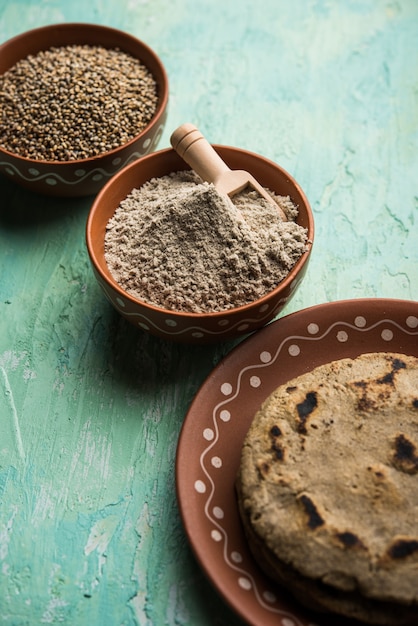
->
[{"left": 170, "top": 123, "right": 287, "bottom": 221}]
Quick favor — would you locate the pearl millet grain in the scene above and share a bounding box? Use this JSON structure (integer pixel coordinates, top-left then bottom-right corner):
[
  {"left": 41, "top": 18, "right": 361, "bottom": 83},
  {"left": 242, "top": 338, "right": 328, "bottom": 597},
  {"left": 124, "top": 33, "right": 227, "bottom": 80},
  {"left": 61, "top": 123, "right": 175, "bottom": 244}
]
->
[{"left": 0, "top": 45, "right": 158, "bottom": 161}]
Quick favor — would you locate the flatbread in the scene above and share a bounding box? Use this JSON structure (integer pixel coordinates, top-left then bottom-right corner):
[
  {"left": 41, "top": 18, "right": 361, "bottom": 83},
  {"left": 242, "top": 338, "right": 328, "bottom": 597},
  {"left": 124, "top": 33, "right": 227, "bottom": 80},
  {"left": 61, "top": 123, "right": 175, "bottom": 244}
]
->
[{"left": 237, "top": 352, "right": 418, "bottom": 625}]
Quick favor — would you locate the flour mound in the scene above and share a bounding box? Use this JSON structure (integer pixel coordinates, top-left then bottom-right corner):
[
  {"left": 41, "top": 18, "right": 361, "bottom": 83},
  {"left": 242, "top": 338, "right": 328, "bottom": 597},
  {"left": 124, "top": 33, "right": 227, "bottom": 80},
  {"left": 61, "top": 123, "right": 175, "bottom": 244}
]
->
[{"left": 105, "top": 170, "right": 308, "bottom": 313}]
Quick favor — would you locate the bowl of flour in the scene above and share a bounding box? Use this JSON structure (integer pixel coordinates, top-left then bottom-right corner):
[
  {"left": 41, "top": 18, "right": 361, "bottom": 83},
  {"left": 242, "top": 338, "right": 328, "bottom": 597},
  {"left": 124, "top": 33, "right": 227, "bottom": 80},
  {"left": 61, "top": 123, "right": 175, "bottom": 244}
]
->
[{"left": 86, "top": 145, "right": 314, "bottom": 343}]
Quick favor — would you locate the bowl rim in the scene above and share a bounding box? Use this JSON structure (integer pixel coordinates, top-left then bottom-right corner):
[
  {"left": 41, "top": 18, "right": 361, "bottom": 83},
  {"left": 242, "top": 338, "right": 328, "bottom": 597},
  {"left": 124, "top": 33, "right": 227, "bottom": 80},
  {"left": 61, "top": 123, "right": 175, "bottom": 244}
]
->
[
  {"left": 86, "top": 145, "right": 315, "bottom": 320},
  {"left": 0, "top": 22, "right": 169, "bottom": 167}
]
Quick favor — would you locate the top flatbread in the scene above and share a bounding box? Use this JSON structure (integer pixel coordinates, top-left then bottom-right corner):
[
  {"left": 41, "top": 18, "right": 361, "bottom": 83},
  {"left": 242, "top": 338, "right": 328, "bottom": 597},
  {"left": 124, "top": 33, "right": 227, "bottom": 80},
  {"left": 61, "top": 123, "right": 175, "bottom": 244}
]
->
[{"left": 238, "top": 352, "right": 418, "bottom": 608}]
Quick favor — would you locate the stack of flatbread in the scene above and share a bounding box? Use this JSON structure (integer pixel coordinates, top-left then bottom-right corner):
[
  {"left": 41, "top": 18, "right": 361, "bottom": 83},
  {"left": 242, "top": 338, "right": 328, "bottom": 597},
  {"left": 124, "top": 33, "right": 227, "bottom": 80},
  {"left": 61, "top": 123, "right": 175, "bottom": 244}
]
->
[{"left": 237, "top": 352, "right": 418, "bottom": 625}]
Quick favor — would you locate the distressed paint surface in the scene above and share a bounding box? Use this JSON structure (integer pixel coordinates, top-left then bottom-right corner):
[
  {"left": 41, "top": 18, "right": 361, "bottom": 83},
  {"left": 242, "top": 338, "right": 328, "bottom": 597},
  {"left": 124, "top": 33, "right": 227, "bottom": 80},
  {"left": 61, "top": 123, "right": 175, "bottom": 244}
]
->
[{"left": 0, "top": 0, "right": 417, "bottom": 624}]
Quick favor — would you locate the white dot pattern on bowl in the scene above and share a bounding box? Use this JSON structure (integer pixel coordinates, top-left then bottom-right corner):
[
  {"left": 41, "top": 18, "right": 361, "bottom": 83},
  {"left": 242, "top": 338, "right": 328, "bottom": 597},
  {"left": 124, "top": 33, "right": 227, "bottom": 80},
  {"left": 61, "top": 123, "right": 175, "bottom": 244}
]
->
[
  {"left": 249, "top": 376, "right": 261, "bottom": 388},
  {"left": 2, "top": 132, "right": 164, "bottom": 190},
  {"left": 260, "top": 351, "right": 271, "bottom": 363},
  {"left": 288, "top": 344, "right": 300, "bottom": 356},
  {"left": 307, "top": 322, "right": 319, "bottom": 334},
  {"left": 211, "top": 456, "right": 222, "bottom": 468},
  {"left": 116, "top": 297, "right": 125, "bottom": 308},
  {"left": 382, "top": 328, "right": 393, "bottom": 341}
]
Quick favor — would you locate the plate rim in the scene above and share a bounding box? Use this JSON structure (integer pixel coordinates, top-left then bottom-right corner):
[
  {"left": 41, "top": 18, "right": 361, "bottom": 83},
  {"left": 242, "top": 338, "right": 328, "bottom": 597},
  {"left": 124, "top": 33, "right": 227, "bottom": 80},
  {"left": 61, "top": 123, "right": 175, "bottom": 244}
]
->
[{"left": 176, "top": 297, "right": 418, "bottom": 626}]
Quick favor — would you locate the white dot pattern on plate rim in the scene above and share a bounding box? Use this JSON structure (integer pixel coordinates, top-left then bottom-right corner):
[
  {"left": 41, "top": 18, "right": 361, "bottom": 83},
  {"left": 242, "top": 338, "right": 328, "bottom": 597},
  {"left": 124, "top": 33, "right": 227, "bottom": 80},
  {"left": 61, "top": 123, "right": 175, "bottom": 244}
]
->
[
  {"left": 337, "top": 330, "right": 348, "bottom": 342},
  {"left": 221, "top": 382, "right": 232, "bottom": 395},
  {"left": 238, "top": 577, "right": 252, "bottom": 590},
  {"left": 203, "top": 428, "right": 214, "bottom": 441},
  {"left": 262, "top": 590, "right": 276, "bottom": 603},
  {"left": 213, "top": 506, "right": 224, "bottom": 519},
  {"left": 250, "top": 375, "right": 261, "bottom": 388},
  {"left": 231, "top": 551, "right": 242, "bottom": 563},
  {"left": 219, "top": 409, "right": 231, "bottom": 422},
  {"left": 194, "top": 480, "right": 206, "bottom": 493},
  {"left": 355, "top": 315, "right": 367, "bottom": 327},
  {"left": 406, "top": 315, "right": 418, "bottom": 328}
]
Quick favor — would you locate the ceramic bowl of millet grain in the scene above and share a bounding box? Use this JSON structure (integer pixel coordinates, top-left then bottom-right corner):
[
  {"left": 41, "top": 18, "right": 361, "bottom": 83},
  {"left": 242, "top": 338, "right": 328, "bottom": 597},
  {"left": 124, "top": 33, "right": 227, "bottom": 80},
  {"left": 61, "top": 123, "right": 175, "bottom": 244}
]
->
[
  {"left": 86, "top": 146, "right": 314, "bottom": 344},
  {"left": 0, "top": 23, "right": 168, "bottom": 196}
]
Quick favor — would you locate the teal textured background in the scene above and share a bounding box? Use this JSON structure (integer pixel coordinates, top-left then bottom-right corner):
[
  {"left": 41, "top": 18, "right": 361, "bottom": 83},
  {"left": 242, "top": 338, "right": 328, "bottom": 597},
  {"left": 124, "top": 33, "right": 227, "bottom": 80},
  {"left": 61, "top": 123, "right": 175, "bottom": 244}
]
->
[{"left": 0, "top": 1, "right": 417, "bottom": 624}]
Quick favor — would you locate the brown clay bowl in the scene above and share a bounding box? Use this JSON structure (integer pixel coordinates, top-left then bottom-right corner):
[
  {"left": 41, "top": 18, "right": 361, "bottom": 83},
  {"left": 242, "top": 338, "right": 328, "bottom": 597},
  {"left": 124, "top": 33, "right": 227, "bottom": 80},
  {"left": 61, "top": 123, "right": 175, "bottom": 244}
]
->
[
  {"left": 86, "top": 146, "right": 314, "bottom": 343},
  {"left": 0, "top": 23, "right": 168, "bottom": 197}
]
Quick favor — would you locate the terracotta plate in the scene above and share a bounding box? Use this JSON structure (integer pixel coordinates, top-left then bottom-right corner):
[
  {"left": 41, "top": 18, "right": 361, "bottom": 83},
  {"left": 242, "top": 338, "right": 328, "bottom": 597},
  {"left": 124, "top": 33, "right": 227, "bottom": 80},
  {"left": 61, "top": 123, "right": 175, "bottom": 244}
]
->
[{"left": 176, "top": 298, "right": 418, "bottom": 626}]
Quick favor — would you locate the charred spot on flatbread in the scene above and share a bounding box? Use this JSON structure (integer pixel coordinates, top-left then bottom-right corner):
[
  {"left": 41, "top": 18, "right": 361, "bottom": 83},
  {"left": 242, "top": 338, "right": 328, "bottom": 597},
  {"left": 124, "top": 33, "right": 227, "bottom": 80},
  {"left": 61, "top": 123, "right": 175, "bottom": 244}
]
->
[
  {"left": 298, "top": 494, "right": 324, "bottom": 530},
  {"left": 296, "top": 391, "right": 318, "bottom": 433},
  {"left": 269, "top": 424, "right": 285, "bottom": 460},
  {"left": 386, "top": 538, "right": 418, "bottom": 560},
  {"left": 335, "top": 531, "right": 365, "bottom": 550},
  {"left": 391, "top": 433, "right": 418, "bottom": 474},
  {"left": 352, "top": 355, "right": 409, "bottom": 413}
]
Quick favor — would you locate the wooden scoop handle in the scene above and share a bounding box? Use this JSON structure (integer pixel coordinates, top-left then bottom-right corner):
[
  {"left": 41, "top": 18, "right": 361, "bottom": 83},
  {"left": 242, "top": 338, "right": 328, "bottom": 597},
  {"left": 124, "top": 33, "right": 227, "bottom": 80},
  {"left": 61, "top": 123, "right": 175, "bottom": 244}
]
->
[
  {"left": 170, "top": 123, "right": 288, "bottom": 221},
  {"left": 170, "top": 123, "right": 230, "bottom": 184}
]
